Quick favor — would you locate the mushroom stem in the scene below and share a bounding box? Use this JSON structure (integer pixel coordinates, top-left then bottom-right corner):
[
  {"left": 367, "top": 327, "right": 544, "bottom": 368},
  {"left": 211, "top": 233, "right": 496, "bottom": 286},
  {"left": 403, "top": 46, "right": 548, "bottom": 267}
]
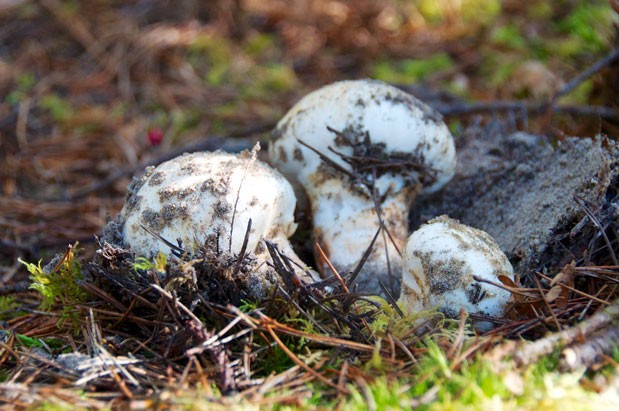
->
[{"left": 309, "top": 177, "right": 416, "bottom": 293}]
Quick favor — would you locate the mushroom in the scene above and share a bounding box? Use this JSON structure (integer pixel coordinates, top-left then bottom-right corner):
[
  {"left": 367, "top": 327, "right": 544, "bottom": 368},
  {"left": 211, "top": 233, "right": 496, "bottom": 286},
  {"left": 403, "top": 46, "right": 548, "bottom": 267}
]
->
[
  {"left": 400, "top": 215, "right": 513, "bottom": 326},
  {"left": 269, "top": 79, "right": 456, "bottom": 295},
  {"left": 113, "top": 146, "right": 317, "bottom": 298}
]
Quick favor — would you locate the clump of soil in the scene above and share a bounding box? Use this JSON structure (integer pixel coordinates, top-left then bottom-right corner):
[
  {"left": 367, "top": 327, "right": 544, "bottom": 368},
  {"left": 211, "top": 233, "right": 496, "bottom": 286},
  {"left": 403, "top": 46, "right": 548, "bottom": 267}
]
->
[{"left": 414, "top": 127, "right": 619, "bottom": 279}]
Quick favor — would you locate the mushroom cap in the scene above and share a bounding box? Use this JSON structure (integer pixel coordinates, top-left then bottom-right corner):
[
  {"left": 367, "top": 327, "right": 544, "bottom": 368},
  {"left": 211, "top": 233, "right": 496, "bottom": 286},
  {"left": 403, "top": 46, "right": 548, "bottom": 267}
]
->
[
  {"left": 118, "top": 150, "right": 298, "bottom": 258},
  {"left": 401, "top": 215, "right": 513, "bottom": 319},
  {"left": 269, "top": 79, "right": 456, "bottom": 196}
]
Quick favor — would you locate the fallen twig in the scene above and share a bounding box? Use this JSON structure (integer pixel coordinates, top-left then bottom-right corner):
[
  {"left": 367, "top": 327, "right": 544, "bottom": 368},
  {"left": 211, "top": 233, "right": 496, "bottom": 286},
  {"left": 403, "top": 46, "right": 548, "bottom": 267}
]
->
[
  {"left": 553, "top": 48, "right": 619, "bottom": 101},
  {"left": 560, "top": 321, "right": 619, "bottom": 371},
  {"left": 490, "top": 300, "right": 619, "bottom": 368},
  {"left": 432, "top": 101, "right": 617, "bottom": 119},
  {"left": 400, "top": 48, "right": 619, "bottom": 122}
]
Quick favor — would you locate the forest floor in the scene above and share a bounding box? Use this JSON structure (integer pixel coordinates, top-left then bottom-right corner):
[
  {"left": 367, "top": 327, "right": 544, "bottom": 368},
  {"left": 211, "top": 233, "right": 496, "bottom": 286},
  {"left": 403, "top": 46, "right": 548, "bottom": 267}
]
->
[{"left": 1, "top": 1, "right": 619, "bottom": 409}]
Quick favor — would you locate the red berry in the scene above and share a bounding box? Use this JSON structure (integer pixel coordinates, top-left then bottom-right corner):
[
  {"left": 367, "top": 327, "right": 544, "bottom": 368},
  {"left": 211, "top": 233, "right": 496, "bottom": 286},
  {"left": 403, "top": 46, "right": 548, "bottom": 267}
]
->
[{"left": 147, "top": 128, "right": 164, "bottom": 146}]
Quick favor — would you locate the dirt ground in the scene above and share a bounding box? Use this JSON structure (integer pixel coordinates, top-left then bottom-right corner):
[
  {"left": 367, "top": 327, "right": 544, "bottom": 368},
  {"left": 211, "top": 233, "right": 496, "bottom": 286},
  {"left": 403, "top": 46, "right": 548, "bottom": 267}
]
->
[{"left": 415, "top": 128, "right": 619, "bottom": 276}]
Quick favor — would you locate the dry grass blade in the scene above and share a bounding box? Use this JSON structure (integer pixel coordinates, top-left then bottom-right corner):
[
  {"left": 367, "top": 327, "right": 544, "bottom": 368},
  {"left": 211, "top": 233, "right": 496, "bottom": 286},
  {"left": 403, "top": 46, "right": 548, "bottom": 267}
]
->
[
  {"left": 264, "top": 323, "right": 349, "bottom": 394},
  {"left": 264, "top": 240, "right": 302, "bottom": 290},
  {"left": 274, "top": 284, "right": 331, "bottom": 335},
  {"left": 229, "top": 144, "right": 259, "bottom": 253},
  {"left": 0, "top": 383, "right": 109, "bottom": 409},
  {"left": 536, "top": 271, "right": 612, "bottom": 306},
  {"left": 314, "top": 243, "right": 374, "bottom": 335},
  {"left": 574, "top": 195, "right": 618, "bottom": 266},
  {"left": 237, "top": 310, "right": 375, "bottom": 353},
  {"left": 553, "top": 48, "right": 619, "bottom": 101},
  {"left": 347, "top": 222, "right": 384, "bottom": 287},
  {"left": 139, "top": 224, "right": 185, "bottom": 256},
  {"left": 315, "top": 243, "right": 348, "bottom": 292},
  {"left": 264, "top": 240, "right": 336, "bottom": 333},
  {"left": 446, "top": 309, "right": 468, "bottom": 361},
  {"left": 149, "top": 284, "right": 238, "bottom": 392},
  {"left": 232, "top": 218, "right": 252, "bottom": 278},
  {"left": 532, "top": 273, "right": 562, "bottom": 330},
  {"left": 297, "top": 138, "right": 361, "bottom": 182}
]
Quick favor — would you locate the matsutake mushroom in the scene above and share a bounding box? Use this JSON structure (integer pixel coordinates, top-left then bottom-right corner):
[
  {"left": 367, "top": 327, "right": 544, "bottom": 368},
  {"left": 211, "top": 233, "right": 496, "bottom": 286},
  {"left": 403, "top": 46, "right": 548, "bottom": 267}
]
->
[
  {"left": 269, "top": 79, "right": 456, "bottom": 295},
  {"left": 111, "top": 147, "right": 318, "bottom": 299},
  {"left": 400, "top": 215, "right": 513, "bottom": 329}
]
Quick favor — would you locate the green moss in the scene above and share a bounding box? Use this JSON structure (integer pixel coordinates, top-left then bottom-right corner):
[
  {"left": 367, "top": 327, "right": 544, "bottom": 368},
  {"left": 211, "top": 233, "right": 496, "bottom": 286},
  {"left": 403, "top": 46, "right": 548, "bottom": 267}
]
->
[
  {"left": 169, "top": 108, "right": 202, "bottom": 139},
  {"left": 415, "top": 0, "right": 500, "bottom": 25},
  {"left": 256, "top": 344, "right": 296, "bottom": 375},
  {"left": 459, "top": 0, "right": 501, "bottom": 24},
  {"left": 243, "top": 33, "right": 277, "bottom": 58},
  {"left": 19, "top": 243, "right": 88, "bottom": 330},
  {"left": 39, "top": 94, "right": 75, "bottom": 122},
  {"left": 14, "top": 333, "right": 44, "bottom": 349},
  {"left": 527, "top": 2, "right": 553, "bottom": 19},
  {"left": 210, "top": 118, "right": 226, "bottom": 134},
  {"left": 132, "top": 251, "right": 167, "bottom": 275},
  {"left": 0, "top": 329, "right": 56, "bottom": 351},
  {"left": 245, "top": 63, "right": 298, "bottom": 97},
  {"left": 57, "top": 0, "right": 79, "bottom": 16},
  {"left": 556, "top": 4, "right": 613, "bottom": 56},
  {"left": 371, "top": 53, "right": 454, "bottom": 84},
  {"left": 25, "top": 399, "right": 91, "bottom": 411},
  {"left": 491, "top": 25, "right": 527, "bottom": 50},
  {"left": 489, "top": 24, "right": 554, "bottom": 62},
  {"left": 16, "top": 72, "right": 36, "bottom": 90},
  {"left": 0, "top": 296, "right": 19, "bottom": 320},
  {"left": 559, "top": 79, "right": 593, "bottom": 104},
  {"left": 188, "top": 34, "right": 235, "bottom": 87},
  {"left": 447, "top": 119, "right": 464, "bottom": 136},
  {"left": 239, "top": 299, "right": 259, "bottom": 313},
  {"left": 5, "top": 72, "right": 36, "bottom": 105},
  {"left": 211, "top": 101, "right": 243, "bottom": 119},
  {"left": 478, "top": 53, "right": 518, "bottom": 88},
  {"left": 347, "top": 377, "right": 413, "bottom": 410},
  {"left": 330, "top": 340, "right": 612, "bottom": 411}
]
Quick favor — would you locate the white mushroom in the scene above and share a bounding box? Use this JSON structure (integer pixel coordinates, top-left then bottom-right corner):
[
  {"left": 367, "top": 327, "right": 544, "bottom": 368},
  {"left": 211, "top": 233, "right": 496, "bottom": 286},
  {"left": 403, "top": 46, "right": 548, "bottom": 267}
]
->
[
  {"left": 400, "top": 216, "right": 513, "bottom": 326},
  {"left": 115, "top": 147, "right": 317, "bottom": 297},
  {"left": 269, "top": 79, "right": 456, "bottom": 295}
]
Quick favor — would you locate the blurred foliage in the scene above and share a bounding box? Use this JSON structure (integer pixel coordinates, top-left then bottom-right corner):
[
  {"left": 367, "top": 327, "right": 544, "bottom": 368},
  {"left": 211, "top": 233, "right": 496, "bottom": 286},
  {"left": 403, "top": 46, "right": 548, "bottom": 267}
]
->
[
  {"left": 5, "top": 72, "right": 35, "bottom": 105},
  {"left": 416, "top": 0, "right": 501, "bottom": 25},
  {"left": 371, "top": 53, "right": 454, "bottom": 83},
  {"left": 557, "top": 3, "right": 613, "bottom": 56},
  {"left": 0, "top": 296, "right": 19, "bottom": 321},
  {"left": 39, "top": 94, "right": 75, "bottom": 123}
]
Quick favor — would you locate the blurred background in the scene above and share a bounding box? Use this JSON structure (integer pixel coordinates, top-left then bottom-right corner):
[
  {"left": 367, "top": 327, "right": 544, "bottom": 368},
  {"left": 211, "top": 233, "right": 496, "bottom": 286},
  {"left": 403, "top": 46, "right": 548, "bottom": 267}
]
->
[{"left": 1, "top": 0, "right": 618, "bottom": 282}]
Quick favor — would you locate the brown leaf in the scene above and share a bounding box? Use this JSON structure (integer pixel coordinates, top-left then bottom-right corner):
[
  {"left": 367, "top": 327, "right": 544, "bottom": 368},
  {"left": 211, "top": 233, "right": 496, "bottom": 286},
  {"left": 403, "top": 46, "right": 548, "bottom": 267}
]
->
[
  {"left": 551, "top": 261, "right": 575, "bottom": 287},
  {"left": 545, "top": 286, "right": 562, "bottom": 303},
  {"left": 498, "top": 275, "right": 516, "bottom": 288},
  {"left": 556, "top": 287, "right": 570, "bottom": 309}
]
